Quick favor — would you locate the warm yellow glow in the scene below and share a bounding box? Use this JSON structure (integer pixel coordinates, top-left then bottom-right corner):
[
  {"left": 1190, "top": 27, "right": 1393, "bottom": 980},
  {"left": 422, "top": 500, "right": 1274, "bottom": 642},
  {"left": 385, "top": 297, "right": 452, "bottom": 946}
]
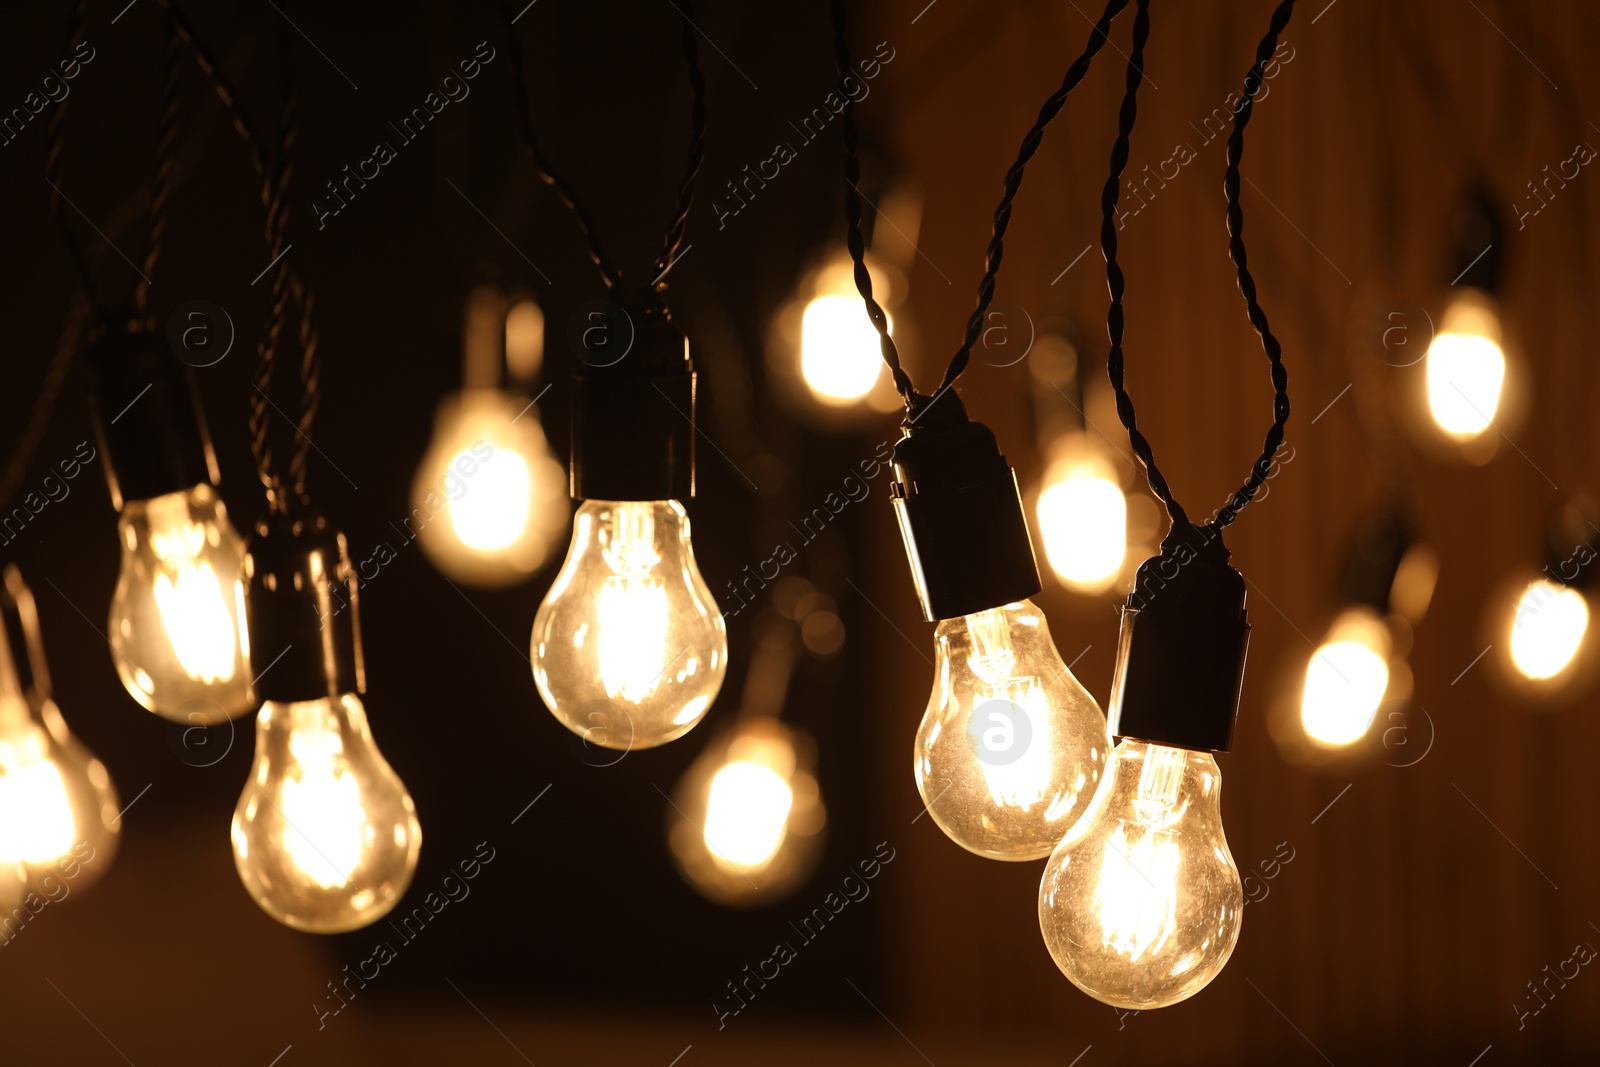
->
[
  {"left": 278, "top": 724, "right": 368, "bottom": 889},
  {"left": 447, "top": 446, "right": 532, "bottom": 551},
  {"left": 704, "top": 760, "right": 794, "bottom": 869},
  {"left": 1510, "top": 579, "right": 1589, "bottom": 681},
  {"left": 1425, "top": 296, "right": 1506, "bottom": 438},
  {"left": 504, "top": 300, "right": 545, "bottom": 381},
  {"left": 1091, "top": 744, "right": 1185, "bottom": 962},
  {"left": 596, "top": 503, "right": 673, "bottom": 703},
  {"left": 800, "top": 294, "right": 888, "bottom": 404},
  {"left": 0, "top": 730, "right": 76, "bottom": 865},
  {"left": 1037, "top": 457, "right": 1127, "bottom": 588},
  {"left": 965, "top": 609, "right": 1059, "bottom": 814},
  {"left": 146, "top": 492, "right": 241, "bottom": 685},
  {"left": 1300, "top": 640, "right": 1390, "bottom": 746}
]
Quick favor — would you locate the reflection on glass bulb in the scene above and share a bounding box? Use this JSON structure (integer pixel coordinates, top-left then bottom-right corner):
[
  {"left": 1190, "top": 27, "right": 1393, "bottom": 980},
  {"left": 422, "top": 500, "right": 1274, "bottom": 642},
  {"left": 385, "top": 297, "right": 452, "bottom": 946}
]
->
[
  {"left": 800, "top": 294, "right": 890, "bottom": 404},
  {"left": 1510, "top": 579, "right": 1589, "bottom": 681},
  {"left": 914, "top": 600, "right": 1106, "bottom": 861},
  {"left": 109, "top": 483, "right": 251, "bottom": 723},
  {"left": 1300, "top": 609, "right": 1391, "bottom": 746},
  {"left": 412, "top": 389, "right": 569, "bottom": 588},
  {"left": 1425, "top": 292, "right": 1506, "bottom": 438},
  {"left": 667, "top": 718, "right": 826, "bottom": 906},
  {"left": 532, "top": 500, "right": 726, "bottom": 750},
  {"left": 1037, "top": 455, "right": 1128, "bottom": 590},
  {"left": 1040, "top": 739, "right": 1242, "bottom": 1009},
  {"left": 232, "top": 694, "right": 420, "bottom": 933}
]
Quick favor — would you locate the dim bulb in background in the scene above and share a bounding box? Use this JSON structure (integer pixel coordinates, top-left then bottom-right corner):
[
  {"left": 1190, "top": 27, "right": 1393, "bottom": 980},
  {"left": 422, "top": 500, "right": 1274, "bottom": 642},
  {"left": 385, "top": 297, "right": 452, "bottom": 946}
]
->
[
  {"left": 414, "top": 289, "right": 569, "bottom": 588},
  {"left": 0, "top": 566, "right": 120, "bottom": 893},
  {"left": 914, "top": 600, "right": 1106, "bottom": 860},
  {"left": 532, "top": 499, "right": 726, "bottom": 750},
  {"left": 1424, "top": 288, "right": 1507, "bottom": 440},
  {"left": 1035, "top": 443, "right": 1128, "bottom": 592},
  {"left": 1039, "top": 739, "right": 1241, "bottom": 1009},
  {"left": 1488, "top": 505, "right": 1600, "bottom": 701},
  {"left": 798, "top": 256, "right": 896, "bottom": 407},
  {"left": 232, "top": 692, "right": 420, "bottom": 933}
]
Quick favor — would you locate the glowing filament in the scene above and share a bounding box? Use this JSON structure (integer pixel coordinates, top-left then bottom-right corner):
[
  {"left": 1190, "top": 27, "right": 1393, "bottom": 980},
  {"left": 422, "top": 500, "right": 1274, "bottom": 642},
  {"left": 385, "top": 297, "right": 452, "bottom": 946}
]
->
[
  {"left": 0, "top": 732, "right": 76, "bottom": 865},
  {"left": 596, "top": 504, "right": 672, "bottom": 703},
  {"left": 1093, "top": 744, "right": 1187, "bottom": 961},
  {"left": 148, "top": 495, "right": 240, "bottom": 685},
  {"left": 279, "top": 726, "right": 368, "bottom": 889},
  {"left": 967, "top": 609, "right": 1055, "bottom": 812}
]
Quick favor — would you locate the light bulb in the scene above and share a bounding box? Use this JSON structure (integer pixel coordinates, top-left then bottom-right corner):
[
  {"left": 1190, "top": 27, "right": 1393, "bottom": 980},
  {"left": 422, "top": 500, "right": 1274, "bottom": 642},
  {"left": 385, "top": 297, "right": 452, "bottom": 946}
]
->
[
  {"left": 800, "top": 294, "right": 889, "bottom": 404},
  {"left": 667, "top": 718, "right": 826, "bottom": 906},
  {"left": 232, "top": 694, "right": 419, "bottom": 933},
  {"left": 1425, "top": 290, "right": 1507, "bottom": 438},
  {"left": 1036, "top": 454, "right": 1128, "bottom": 590},
  {"left": 1039, "top": 738, "right": 1242, "bottom": 1009},
  {"left": 1510, "top": 578, "right": 1589, "bottom": 681},
  {"left": 913, "top": 599, "right": 1106, "bottom": 861},
  {"left": 532, "top": 499, "right": 726, "bottom": 750},
  {"left": 109, "top": 483, "right": 251, "bottom": 723},
  {"left": 1299, "top": 608, "right": 1391, "bottom": 746},
  {"left": 411, "top": 388, "right": 569, "bottom": 588},
  {"left": 0, "top": 574, "right": 120, "bottom": 892}
]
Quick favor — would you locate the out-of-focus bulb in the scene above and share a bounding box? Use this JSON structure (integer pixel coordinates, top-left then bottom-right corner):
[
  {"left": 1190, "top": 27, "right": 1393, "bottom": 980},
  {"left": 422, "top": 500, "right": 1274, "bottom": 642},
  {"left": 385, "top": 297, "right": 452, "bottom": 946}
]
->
[
  {"left": 1425, "top": 291, "right": 1506, "bottom": 438},
  {"left": 668, "top": 718, "right": 826, "bottom": 906},
  {"left": 914, "top": 599, "right": 1106, "bottom": 861},
  {"left": 532, "top": 500, "right": 726, "bottom": 750},
  {"left": 109, "top": 483, "right": 251, "bottom": 723},
  {"left": 1039, "top": 739, "right": 1242, "bottom": 1009},
  {"left": 800, "top": 294, "right": 889, "bottom": 404},
  {"left": 0, "top": 596, "right": 119, "bottom": 890},
  {"left": 1299, "top": 608, "right": 1391, "bottom": 746},
  {"left": 412, "top": 388, "right": 569, "bottom": 588},
  {"left": 1037, "top": 454, "right": 1128, "bottom": 590},
  {"left": 232, "top": 693, "right": 420, "bottom": 933},
  {"left": 1510, "top": 578, "right": 1589, "bottom": 681}
]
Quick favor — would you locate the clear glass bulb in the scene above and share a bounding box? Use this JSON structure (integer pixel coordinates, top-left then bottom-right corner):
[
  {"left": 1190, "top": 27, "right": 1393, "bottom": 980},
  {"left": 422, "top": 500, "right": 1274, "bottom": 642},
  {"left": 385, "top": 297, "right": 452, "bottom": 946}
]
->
[
  {"left": 1425, "top": 290, "right": 1507, "bottom": 438},
  {"left": 1299, "top": 608, "right": 1391, "bottom": 747},
  {"left": 1510, "top": 578, "right": 1589, "bottom": 681},
  {"left": 411, "top": 388, "right": 570, "bottom": 588},
  {"left": 914, "top": 599, "right": 1107, "bottom": 861},
  {"left": 232, "top": 693, "right": 420, "bottom": 933},
  {"left": 531, "top": 499, "right": 726, "bottom": 750},
  {"left": 667, "top": 718, "right": 826, "bottom": 906},
  {"left": 0, "top": 618, "right": 119, "bottom": 893},
  {"left": 109, "top": 483, "right": 252, "bottom": 723},
  {"left": 1039, "top": 739, "right": 1242, "bottom": 1009}
]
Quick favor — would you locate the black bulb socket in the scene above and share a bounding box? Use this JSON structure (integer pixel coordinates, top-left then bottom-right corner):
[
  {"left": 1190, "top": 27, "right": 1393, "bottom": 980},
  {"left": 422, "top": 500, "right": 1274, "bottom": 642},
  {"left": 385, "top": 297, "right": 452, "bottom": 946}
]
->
[
  {"left": 87, "top": 319, "right": 219, "bottom": 511},
  {"left": 244, "top": 511, "right": 365, "bottom": 704},
  {"left": 889, "top": 396, "right": 1041, "bottom": 622},
  {"left": 1108, "top": 527, "right": 1250, "bottom": 753},
  {"left": 569, "top": 290, "right": 695, "bottom": 502}
]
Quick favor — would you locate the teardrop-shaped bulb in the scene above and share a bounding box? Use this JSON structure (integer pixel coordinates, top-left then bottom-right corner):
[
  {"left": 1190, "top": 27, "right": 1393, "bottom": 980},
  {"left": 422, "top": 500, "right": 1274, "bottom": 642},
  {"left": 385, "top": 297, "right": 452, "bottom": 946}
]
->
[
  {"left": 1039, "top": 738, "right": 1242, "bottom": 1009},
  {"left": 232, "top": 693, "right": 420, "bottom": 933},
  {"left": 109, "top": 483, "right": 252, "bottom": 723},
  {"left": 531, "top": 500, "right": 727, "bottom": 750},
  {"left": 914, "top": 599, "right": 1106, "bottom": 861},
  {"left": 0, "top": 579, "right": 119, "bottom": 894}
]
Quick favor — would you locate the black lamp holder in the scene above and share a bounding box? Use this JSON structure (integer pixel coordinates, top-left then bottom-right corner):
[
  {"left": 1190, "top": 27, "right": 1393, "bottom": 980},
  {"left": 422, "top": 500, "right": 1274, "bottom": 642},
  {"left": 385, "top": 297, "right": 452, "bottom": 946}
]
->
[
  {"left": 568, "top": 290, "right": 696, "bottom": 502},
  {"left": 244, "top": 510, "right": 365, "bottom": 704}
]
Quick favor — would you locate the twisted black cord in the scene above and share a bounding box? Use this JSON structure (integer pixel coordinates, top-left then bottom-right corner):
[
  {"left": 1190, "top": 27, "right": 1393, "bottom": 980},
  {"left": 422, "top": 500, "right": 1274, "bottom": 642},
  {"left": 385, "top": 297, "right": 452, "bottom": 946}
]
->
[
  {"left": 938, "top": 0, "right": 1128, "bottom": 394},
  {"left": 499, "top": 0, "right": 625, "bottom": 291},
  {"left": 1214, "top": 0, "right": 1296, "bottom": 530},
  {"left": 44, "top": 0, "right": 98, "bottom": 307},
  {"left": 830, "top": 0, "right": 921, "bottom": 411},
  {"left": 649, "top": 0, "right": 708, "bottom": 290},
  {"left": 134, "top": 11, "right": 183, "bottom": 314},
  {"left": 1099, "top": 0, "right": 1191, "bottom": 534},
  {"left": 273, "top": 12, "right": 320, "bottom": 504}
]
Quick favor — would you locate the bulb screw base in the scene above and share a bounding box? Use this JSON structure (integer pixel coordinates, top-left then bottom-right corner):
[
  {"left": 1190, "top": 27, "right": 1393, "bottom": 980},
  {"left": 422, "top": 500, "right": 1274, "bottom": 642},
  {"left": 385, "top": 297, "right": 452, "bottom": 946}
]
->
[
  {"left": 1109, "top": 525, "right": 1250, "bottom": 752},
  {"left": 244, "top": 511, "right": 366, "bottom": 704},
  {"left": 889, "top": 398, "right": 1042, "bottom": 622},
  {"left": 87, "top": 319, "right": 220, "bottom": 511},
  {"left": 568, "top": 290, "right": 696, "bottom": 502}
]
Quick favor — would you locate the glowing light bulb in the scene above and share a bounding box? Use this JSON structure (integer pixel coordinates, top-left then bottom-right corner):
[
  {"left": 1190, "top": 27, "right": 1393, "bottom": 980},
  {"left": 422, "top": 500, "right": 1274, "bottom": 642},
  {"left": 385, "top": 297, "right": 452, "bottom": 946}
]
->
[
  {"left": 109, "top": 483, "right": 251, "bottom": 723},
  {"left": 667, "top": 718, "right": 826, "bottom": 906},
  {"left": 532, "top": 500, "right": 726, "bottom": 750},
  {"left": 1037, "top": 455, "right": 1128, "bottom": 589},
  {"left": 0, "top": 571, "right": 119, "bottom": 891},
  {"left": 800, "top": 294, "right": 890, "bottom": 404},
  {"left": 1299, "top": 609, "right": 1391, "bottom": 746},
  {"left": 1425, "top": 291, "right": 1507, "bottom": 438},
  {"left": 412, "top": 389, "right": 569, "bottom": 587},
  {"left": 232, "top": 693, "right": 420, "bottom": 933},
  {"left": 1510, "top": 578, "right": 1589, "bottom": 681},
  {"left": 913, "top": 600, "right": 1106, "bottom": 861},
  {"left": 1040, "top": 739, "right": 1242, "bottom": 1009}
]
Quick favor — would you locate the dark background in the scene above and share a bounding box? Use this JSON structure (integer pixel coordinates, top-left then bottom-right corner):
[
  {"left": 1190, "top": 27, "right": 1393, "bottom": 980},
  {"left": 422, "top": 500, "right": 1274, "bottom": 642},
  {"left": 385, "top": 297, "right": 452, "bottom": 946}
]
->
[{"left": 1, "top": 1, "right": 1598, "bottom": 1064}]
